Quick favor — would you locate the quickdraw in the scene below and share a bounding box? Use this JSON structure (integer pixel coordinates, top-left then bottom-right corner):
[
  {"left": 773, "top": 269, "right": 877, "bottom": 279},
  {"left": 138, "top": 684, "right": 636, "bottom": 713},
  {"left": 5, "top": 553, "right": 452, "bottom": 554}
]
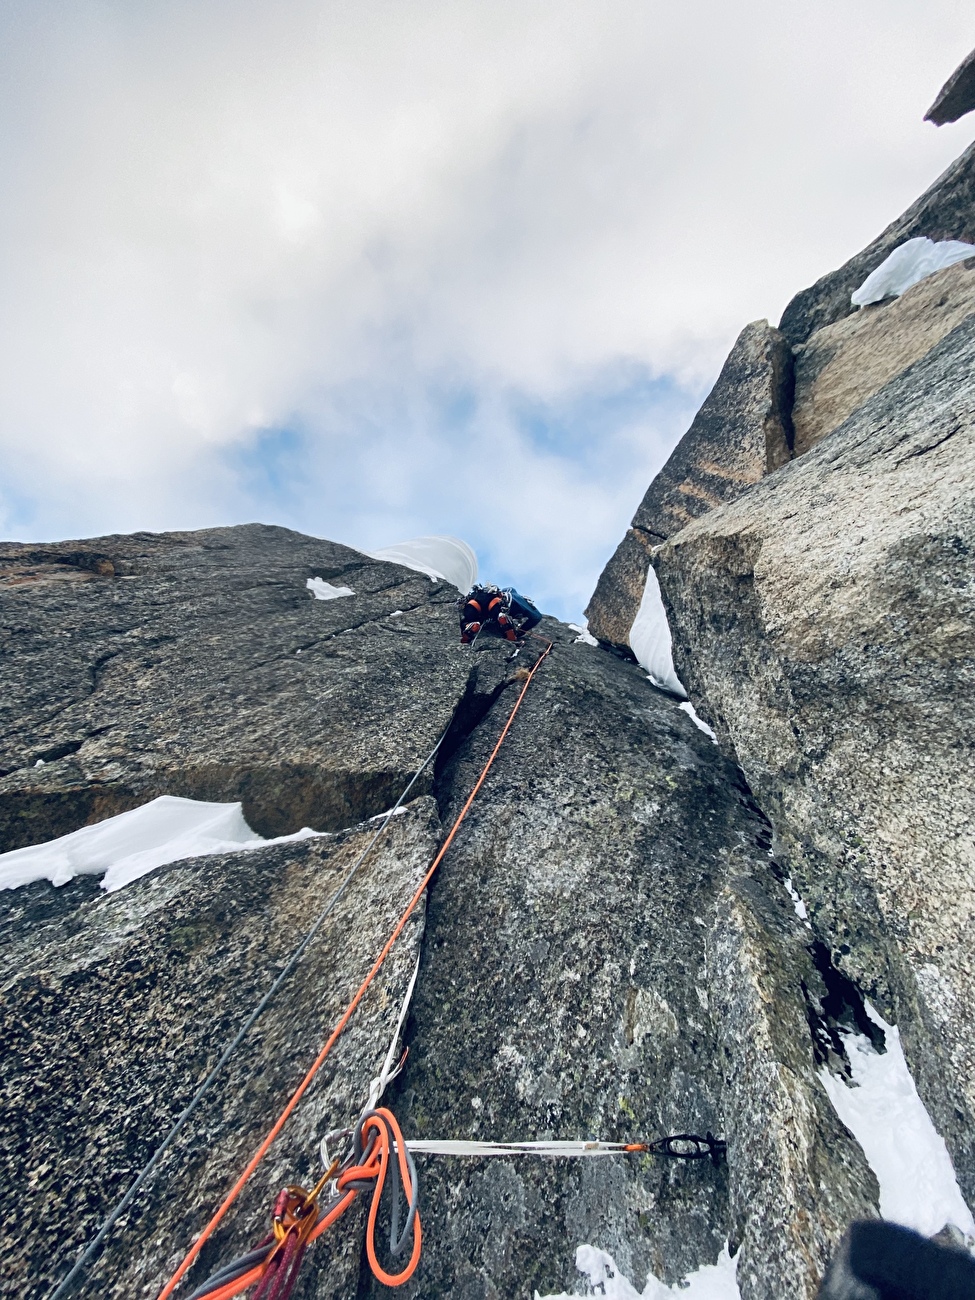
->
[{"left": 187, "top": 1120, "right": 726, "bottom": 1298}]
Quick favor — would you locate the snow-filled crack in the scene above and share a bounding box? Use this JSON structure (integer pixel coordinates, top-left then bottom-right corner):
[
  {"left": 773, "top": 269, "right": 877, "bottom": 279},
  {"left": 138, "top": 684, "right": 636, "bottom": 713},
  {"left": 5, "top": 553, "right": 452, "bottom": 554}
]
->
[{"left": 819, "top": 1001, "right": 975, "bottom": 1241}]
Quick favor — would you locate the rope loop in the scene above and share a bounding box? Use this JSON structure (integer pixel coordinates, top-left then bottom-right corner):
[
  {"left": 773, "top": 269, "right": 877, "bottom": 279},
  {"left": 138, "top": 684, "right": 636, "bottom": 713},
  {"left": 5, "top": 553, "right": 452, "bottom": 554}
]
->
[
  {"left": 326, "top": 1107, "right": 422, "bottom": 1284},
  {"left": 185, "top": 1107, "right": 421, "bottom": 1300}
]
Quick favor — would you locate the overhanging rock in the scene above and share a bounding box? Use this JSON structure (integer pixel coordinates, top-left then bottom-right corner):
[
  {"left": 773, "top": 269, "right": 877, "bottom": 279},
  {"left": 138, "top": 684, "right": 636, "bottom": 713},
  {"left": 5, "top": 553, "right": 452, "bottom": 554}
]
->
[
  {"left": 779, "top": 140, "right": 975, "bottom": 347},
  {"left": 925, "top": 45, "right": 975, "bottom": 126},
  {"left": 585, "top": 320, "right": 793, "bottom": 655}
]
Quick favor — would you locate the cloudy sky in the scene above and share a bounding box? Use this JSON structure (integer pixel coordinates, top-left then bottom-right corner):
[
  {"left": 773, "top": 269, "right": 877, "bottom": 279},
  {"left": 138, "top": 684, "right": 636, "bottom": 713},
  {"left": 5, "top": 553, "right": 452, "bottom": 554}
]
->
[{"left": 1, "top": 1, "right": 973, "bottom": 619}]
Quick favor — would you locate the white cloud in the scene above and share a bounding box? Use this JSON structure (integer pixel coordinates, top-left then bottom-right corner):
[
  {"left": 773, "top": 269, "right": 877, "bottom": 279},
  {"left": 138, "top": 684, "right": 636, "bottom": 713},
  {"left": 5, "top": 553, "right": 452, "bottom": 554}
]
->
[{"left": 0, "top": 0, "right": 973, "bottom": 614}]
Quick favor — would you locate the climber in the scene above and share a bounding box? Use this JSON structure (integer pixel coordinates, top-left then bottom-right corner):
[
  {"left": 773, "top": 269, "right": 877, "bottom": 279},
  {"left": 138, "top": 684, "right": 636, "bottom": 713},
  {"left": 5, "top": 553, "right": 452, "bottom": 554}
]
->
[{"left": 458, "top": 583, "right": 542, "bottom": 644}]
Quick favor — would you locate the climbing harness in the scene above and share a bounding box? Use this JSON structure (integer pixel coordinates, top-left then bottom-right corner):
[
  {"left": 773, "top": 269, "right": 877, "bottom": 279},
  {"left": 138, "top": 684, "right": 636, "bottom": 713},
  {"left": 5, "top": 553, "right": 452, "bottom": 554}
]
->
[{"left": 459, "top": 585, "right": 540, "bottom": 644}]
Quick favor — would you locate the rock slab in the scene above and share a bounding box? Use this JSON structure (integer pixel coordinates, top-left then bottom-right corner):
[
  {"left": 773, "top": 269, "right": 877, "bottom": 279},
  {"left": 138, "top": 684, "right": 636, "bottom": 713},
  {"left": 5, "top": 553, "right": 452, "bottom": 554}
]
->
[
  {"left": 654, "top": 309, "right": 975, "bottom": 1212},
  {"left": 0, "top": 524, "right": 468, "bottom": 851},
  {"left": 369, "top": 633, "right": 875, "bottom": 1300},
  {"left": 1, "top": 801, "right": 438, "bottom": 1300},
  {"left": 0, "top": 524, "right": 882, "bottom": 1300}
]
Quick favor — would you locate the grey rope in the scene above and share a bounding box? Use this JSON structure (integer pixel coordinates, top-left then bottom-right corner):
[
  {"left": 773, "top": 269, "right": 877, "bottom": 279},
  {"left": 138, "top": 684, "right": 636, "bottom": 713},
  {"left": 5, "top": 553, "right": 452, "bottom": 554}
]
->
[
  {"left": 49, "top": 725, "right": 451, "bottom": 1300},
  {"left": 185, "top": 1244, "right": 274, "bottom": 1300}
]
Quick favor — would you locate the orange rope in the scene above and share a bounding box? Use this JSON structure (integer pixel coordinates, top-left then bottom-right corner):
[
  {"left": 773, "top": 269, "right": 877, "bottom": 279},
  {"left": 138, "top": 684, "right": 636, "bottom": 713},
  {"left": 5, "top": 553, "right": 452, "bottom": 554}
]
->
[
  {"left": 197, "top": 1265, "right": 264, "bottom": 1300},
  {"left": 157, "top": 637, "right": 552, "bottom": 1299},
  {"left": 309, "top": 1108, "right": 422, "bottom": 1285}
]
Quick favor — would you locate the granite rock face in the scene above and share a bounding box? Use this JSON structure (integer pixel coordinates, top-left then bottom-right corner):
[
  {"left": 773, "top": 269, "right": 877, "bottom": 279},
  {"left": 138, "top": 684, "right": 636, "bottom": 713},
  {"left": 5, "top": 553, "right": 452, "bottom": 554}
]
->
[
  {"left": 589, "top": 139, "right": 975, "bottom": 663},
  {"left": 925, "top": 45, "right": 975, "bottom": 126},
  {"left": 779, "top": 140, "right": 975, "bottom": 347},
  {"left": 0, "top": 524, "right": 468, "bottom": 852},
  {"left": 654, "top": 308, "right": 975, "bottom": 1211},
  {"left": 585, "top": 321, "right": 793, "bottom": 653},
  {"left": 1, "top": 525, "right": 879, "bottom": 1300},
  {"left": 580, "top": 132, "right": 975, "bottom": 1290},
  {"left": 792, "top": 257, "right": 975, "bottom": 455},
  {"left": 1, "top": 801, "right": 439, "bottom": 1300},
  {"left": 582, "top": 526, "right": 656, "bottom": 655},
  {"left": 375, "top": 634, "right": 874, "bottom": 1300}
]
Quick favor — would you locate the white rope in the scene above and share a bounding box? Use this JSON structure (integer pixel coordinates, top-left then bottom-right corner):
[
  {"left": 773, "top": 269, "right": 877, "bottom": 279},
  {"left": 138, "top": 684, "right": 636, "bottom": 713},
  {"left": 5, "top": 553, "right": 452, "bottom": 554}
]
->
[
  {"left": 320, "top": 972, "right": 646, "bottom": 1170},
  {"left": 398, "top": 1139, "right": 642, "bottom": 1157},
  {"left": 365, "top": 954, "right": 421, "bottom": 1112},
  {"left": 320, "top": 955, "right": 421, "bottom": 1173}
]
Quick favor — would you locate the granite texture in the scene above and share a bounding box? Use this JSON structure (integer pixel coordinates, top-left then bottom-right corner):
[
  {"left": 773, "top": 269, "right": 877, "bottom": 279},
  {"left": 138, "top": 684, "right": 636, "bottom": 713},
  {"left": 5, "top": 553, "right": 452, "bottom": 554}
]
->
[
  {"left": 582, "top": 527, "right": 655, "bottom": 657},
  {"left": 1, "top": 800, "right": 439, "bottom": 1300},
  {"left": 792, "top": 258, "right": 975, "bottom": 456},
  {"left": 0, "top": 524, "right": 468, "bottom": 851},
  {"left": 654, "top": 310, "right": 975, "bottom": 1216},
  {"left": 0, "top": 525, "right": 880, "bottom": 1300},
  {"left": 367, "top": 631, "right": 874, "bottom": 1300}
]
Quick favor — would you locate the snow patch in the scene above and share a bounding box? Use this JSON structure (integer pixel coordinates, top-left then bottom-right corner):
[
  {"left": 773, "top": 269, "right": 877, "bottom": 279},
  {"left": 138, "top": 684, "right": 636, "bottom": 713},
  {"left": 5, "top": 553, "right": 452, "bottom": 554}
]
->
[
  {"left": 569, "top": 622, "right": 599, "bottom": 647},
  {"left": 0, "top": 795, "right": 320, "bottom": 894},
  {"left": 536, "top": 1243, "right": 739, "bottom": 1300},
  {"left": 679, "top": 701, "right": 717, "bottom": 743},
  {"left": 851, "top": 237, "right": 975, "bottom": 307},
  {"left": 629, "top": 567, "right": 687, "bottom": 699},
  {"left": 365, "top": 535, "right": 477, "bottom": 592},
  {"left": 783, "top": 877, "right": 811, "bottom": 927},
  {"left": 369, "top": 806, "right": 408, "bottom": 822},
  {"left": 819, "top": 1002, "right": 975, "bottom": 1238},
  {"left": 307, "top": 576, "right": 355, "bottom": 600}
]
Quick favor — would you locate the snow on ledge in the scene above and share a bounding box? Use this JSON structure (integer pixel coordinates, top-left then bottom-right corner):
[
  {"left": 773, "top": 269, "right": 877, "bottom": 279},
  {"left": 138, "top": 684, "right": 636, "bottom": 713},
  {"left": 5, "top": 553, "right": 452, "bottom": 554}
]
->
[
  {"left": 819, "top": 1001, "right": 975, "bottom": 1239},
  {"left": 307, "top": 576, "right": 355, "bottom": 600},
  {"left": 0, "top": 796, "right": 320, "bottom": 894},
  {"left": 537, "top": 1242, "right": 739, "bottom": 1300},
  {"left": 568, "top": 622, "right": 598, "bottom": 647},
  {"left": 364, "top": 535, "right": 478, "bottom": 592},
  {"left": 851, "top": 237, "right": 975, "bottom": 307}
]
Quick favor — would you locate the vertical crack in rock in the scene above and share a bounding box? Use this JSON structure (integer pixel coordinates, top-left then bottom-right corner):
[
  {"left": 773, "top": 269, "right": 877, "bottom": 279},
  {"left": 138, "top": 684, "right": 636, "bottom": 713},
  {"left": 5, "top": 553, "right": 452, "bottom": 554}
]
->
[
  {"left": 653, "top": 309, "right": 975, "bottom": 1211},
  {"left": 802, "top": 939, "right": 886, "bottom": 1073},
  {"left": 431, "top": 650, "right": 524, "bottom": 792},
  {"left": 709, "top": 864, "right": 879, "bottom": 1300},
  {"left": 368, "top": 629, "right": 876, "bottom": 1300}
]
